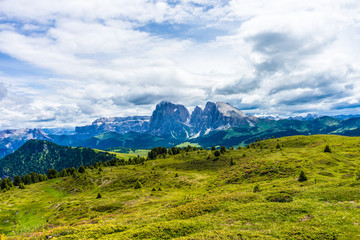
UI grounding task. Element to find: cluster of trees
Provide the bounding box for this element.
[0,152,151,193]
[148,145,204,160]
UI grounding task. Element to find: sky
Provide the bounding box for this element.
[0,0,360,129]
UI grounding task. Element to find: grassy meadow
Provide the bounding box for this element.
[1,135,360,239]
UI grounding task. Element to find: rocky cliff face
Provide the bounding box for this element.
[190,101,258,135]
[0,128,53,159]
[75,116,150,137]
[149,101,191,138]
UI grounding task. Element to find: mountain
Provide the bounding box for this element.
[0,139,116,178]
[1,101,360,158]
[75,116,150,137]
[0,128,53,159]
[190,101,258,135]
[149,101,191,138]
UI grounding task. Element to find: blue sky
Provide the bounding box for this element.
[0,0,360,129]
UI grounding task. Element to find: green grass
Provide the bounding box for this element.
[1,135,360,239]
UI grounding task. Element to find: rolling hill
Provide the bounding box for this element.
[1,135,360,239]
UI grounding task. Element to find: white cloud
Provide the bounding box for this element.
[0,0,360,129]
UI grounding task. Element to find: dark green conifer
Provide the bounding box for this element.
[96,193,102,199]
[298,171,308,182]
[214,150,221,157]
[134,180,143,189]
[324,145,331,153]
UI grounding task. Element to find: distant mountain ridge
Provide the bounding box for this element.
[1,101,360,158]
[0,128,52,159]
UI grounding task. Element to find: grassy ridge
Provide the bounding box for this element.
[1,135,360,239]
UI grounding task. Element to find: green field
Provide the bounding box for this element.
[1,135,360,239]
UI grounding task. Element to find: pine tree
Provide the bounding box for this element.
[356,171,360,181]
[230,158,236,166]
[220,146,226,154]
[19,182,25,189]
[298,171,308,182]
[324,145,331,153]
[134,180,143,189]
[96,193,102,199]
[214,150,221,157]
[253,184,260,192]
[78,166,86,173]
[13,175,22,186]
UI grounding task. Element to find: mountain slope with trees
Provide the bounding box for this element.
[0,140,116,178]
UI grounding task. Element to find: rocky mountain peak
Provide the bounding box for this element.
[150,101,190,138]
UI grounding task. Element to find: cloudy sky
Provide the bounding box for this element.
[0,0,360,129]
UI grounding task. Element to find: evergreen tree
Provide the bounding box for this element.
[356,171,360,181]
[253,184,261,192]
[214,150,221,157]
[30,172,39,183]
[13,175,22,186]
[78,166,86,173]
[47,169,59,179]
[220,146,226,154]
[230,158,236,166]
[134,180,143,189]
[324,145,331,153]
[211,146,216,151]
[60,169,68,177]
[19,182,26,189]
[96,193,102,199]
[276,143,281,149]
[24,174,32,185]
[298,171,308,182]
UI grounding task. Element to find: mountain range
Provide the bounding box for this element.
[1,101,360,158]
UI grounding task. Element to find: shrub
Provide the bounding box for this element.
[324,145,331,153]
[78,166,86,173]
[96,193,102,199]
[298,171,308,182]
[220,146,226,154]
[214,150,221,157]
[356,171,360,181]
[266,193,293,202]
[276,143,281,149]
[253,184,260,192]
[230,158,236,166]
[134,180,143,189]
[19,182,26,189]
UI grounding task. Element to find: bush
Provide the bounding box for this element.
[19,182,26,189]
[266,193,293,202]
[356,171,360,181]
[324,145,331,153]
[96,193,102,199]
[230,158,236,166]
[78,166,86,173]
[214,150,221,157]
[134,180,143,189]
[253,184,260,192]
[298,171,308,182]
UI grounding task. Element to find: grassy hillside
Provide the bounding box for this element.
[1,135,360,239]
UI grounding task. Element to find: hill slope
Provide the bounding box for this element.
[1,135,360,239]
[0,140,117,178]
